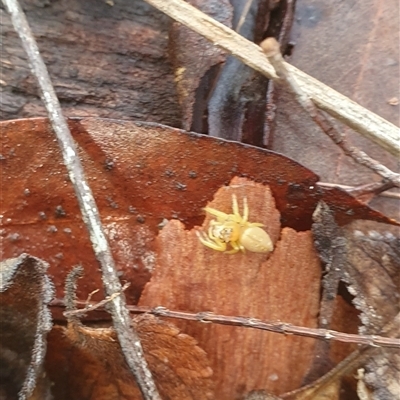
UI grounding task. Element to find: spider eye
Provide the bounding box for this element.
[212,226,233,242]
[221,228,233,242]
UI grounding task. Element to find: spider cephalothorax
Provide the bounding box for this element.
[197,194,273,254]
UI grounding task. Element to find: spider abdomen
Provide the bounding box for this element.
[240,227,273,253]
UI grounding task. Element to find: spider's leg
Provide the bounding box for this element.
[242,197,249,223]
[204,206,229,222]
[225,240,241,254]
[231,194,242,220]
[248,222,264,227]
[202,240,227,252]
[196,231,227,251]
[208,223,217,240]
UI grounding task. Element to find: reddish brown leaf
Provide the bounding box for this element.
[1,118,396,315]
[46,314,214,399]
[139,178,322,398]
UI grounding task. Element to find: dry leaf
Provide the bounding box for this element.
[0,254,54,400]
[342,228,400,399]
[310,203,400,399]
[1,118,395,316]
[46,314,214,399]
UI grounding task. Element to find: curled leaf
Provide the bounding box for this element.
[0,254,54,399]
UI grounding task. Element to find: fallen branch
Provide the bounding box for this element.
[2,1,160,398]
[143,0,400,156]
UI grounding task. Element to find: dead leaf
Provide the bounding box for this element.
[341,229,399,333]
[342,228,400,399]
[1,118,396,315]
[0,254,54,400]
[46,314,214,399]
[139,178,322,398]
[309,203,400,399]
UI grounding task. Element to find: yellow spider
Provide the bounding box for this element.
[197,194,273,254]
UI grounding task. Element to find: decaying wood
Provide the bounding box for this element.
[139,177,322,398]
[0,0,181,126]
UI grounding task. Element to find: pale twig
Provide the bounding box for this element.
[1,1,160,398]
[143,0,400,156]
[49,300,400,349]
[85,288,100,308]
[261,38,400,189]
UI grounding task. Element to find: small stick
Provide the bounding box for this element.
[150,307,400,348]
[85,289,100,308]
[2,1,160,398]
[49,300,400,349]
[64,283,130,318]
[317,181,399,200]
[261,38,400,188]
[281,313,400,399]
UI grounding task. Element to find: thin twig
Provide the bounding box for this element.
[261,38,400,188]
[317,181,399,200]
[49,300,400,349]
[64,283,131,318]
[235,0,254,33]
[1,1,161,398]
[149,307,400,349]
[143,0,400,156]
[281,313,400,399]
[85,288,100,308]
